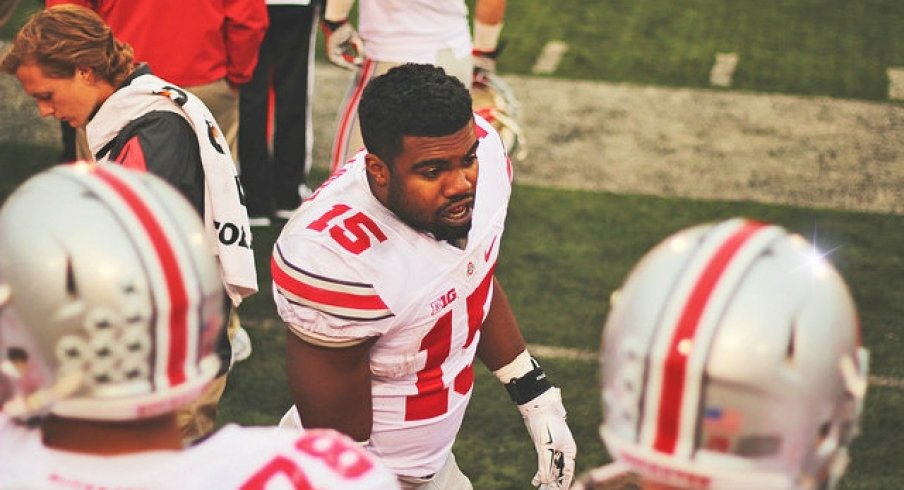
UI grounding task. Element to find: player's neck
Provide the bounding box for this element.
[41,413,184,455]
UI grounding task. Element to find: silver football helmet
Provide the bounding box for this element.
[0,163,225,421]
[471,70,527,161]
[599,218,869,490]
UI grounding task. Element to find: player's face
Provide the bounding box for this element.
[16,63,102,128]
[385,120,480,242]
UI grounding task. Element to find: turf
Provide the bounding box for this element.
[2,141,902,487]
[3,0,904,486]
[8,1,904,100]
[494,0,904,100]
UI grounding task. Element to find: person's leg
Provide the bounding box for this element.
[188,79,239,164]
[328,59,398,173]
[396,453,473,490]
[74,126,92,161]
[271,3,319,215]
[176,306,240,444]
[58,122,76,162]
[238,25,276,222]
[435,47,473,90]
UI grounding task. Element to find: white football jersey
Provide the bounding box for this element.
[273,116,512,478]
[0,414,399,489]
[359,0,472,64]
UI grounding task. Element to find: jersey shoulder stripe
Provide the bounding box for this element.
[272,243,393,321]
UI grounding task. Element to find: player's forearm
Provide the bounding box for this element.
[324,0,355,22]
[473,0,505,68]
[475,0,506,25]
[476,278,527,371]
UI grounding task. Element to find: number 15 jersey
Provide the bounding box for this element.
[272,116,512,478]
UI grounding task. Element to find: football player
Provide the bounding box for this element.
[0,163,398,489]
[574,218,869,490]
[273,63,576,489]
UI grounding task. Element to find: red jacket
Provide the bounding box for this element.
[46,0,268,87]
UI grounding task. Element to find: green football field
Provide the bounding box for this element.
[3,0,904,488]
[2,141,902,489]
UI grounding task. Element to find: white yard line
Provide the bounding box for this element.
[241,322,902,390]
[709,52,739,87]
[528,343,903,390]
[531,41,570,75]
[887,67,904,100]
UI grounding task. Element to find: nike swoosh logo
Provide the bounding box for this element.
[484,235,498,262]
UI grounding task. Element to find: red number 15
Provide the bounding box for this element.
[307,204,388,255]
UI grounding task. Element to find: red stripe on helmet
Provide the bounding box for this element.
[94,167,189,386]
[653,221,767,454]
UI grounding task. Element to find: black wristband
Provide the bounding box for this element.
[321,18,347,31]
[472,48,499,59]
[504,363,552,405]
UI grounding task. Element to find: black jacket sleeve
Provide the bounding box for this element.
[107,111,206,216]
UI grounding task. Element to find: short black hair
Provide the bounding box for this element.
[358,63,473,164]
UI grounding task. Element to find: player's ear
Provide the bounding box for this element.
[75,67,94,83]
[364,153,389,187]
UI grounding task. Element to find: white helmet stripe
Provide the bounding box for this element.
[91,166,194,388]
[643,219,783,456]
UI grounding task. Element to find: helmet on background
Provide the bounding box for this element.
[0,163,225,421]
[599,218,869,490]
[471,70,527,161]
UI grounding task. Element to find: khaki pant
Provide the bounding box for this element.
[176,307,240,444]
[187,77,239,163]
[397,453,472,490]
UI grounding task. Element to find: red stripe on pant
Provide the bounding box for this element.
[330,58,376,173]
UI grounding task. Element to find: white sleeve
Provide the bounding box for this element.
[272,237,395,344]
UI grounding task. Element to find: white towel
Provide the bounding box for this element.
[87,73,258,305]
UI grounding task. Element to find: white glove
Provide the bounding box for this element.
[321,19,365,70]
[518,387,577,489]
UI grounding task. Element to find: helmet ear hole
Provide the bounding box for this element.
[65,257,78,298]
[785,321,796,362]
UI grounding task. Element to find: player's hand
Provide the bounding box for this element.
[472,49,498,77]
[518,387,577,489]
[321,18,364,70]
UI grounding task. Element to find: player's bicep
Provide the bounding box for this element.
[272,241,394,340]
[285,330,377,442]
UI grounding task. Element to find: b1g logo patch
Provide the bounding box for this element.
[430,288,457,316]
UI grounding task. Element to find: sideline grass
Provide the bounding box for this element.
[6,1,904,101]
[3,142,900,488]
[496,0,904,100]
